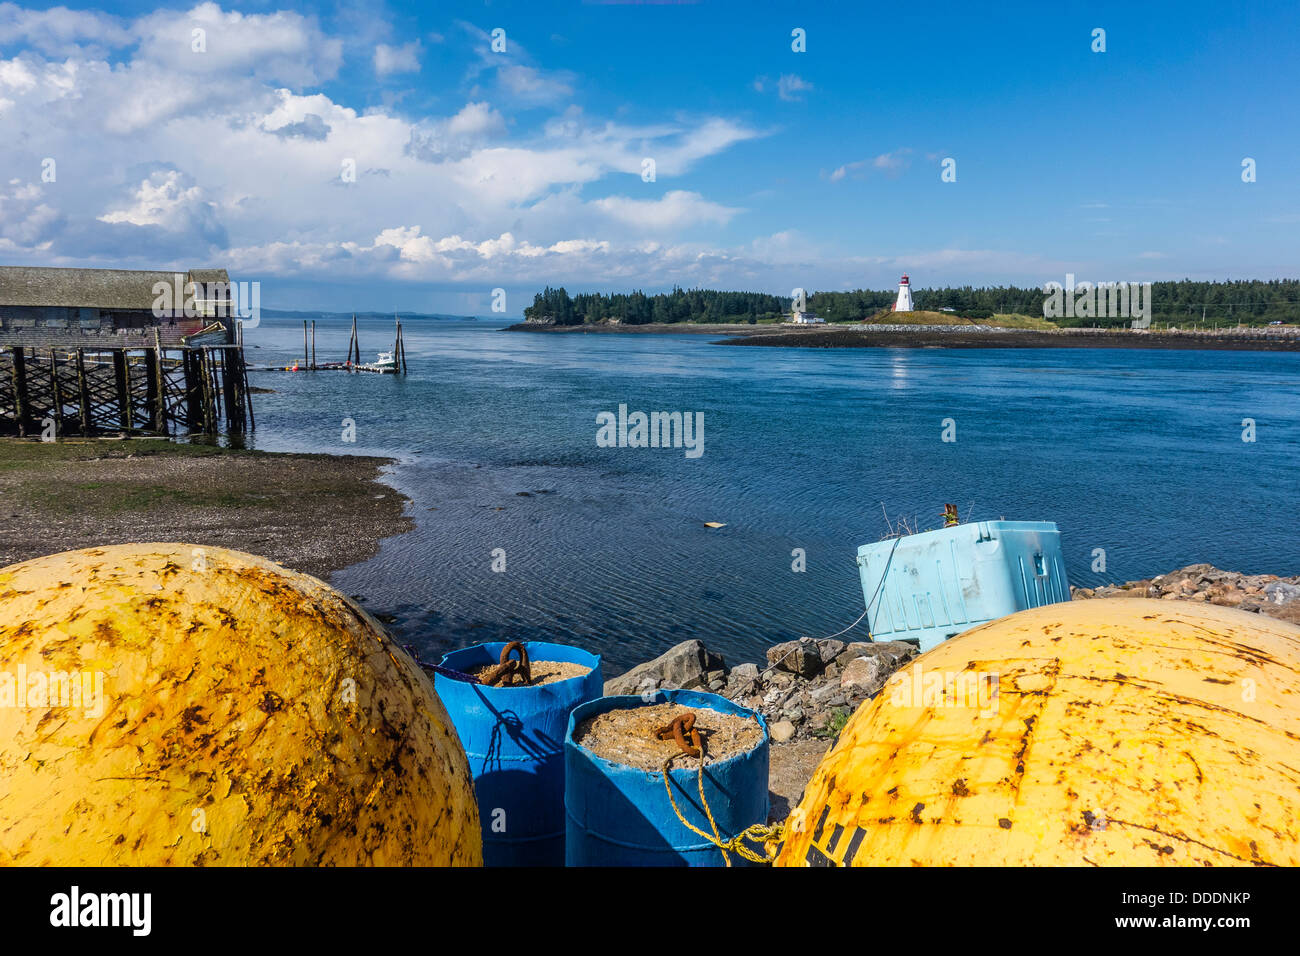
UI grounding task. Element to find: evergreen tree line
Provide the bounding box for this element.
[524,279,1300,327]
[524,286,788,325]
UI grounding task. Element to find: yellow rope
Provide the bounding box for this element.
[660,752,787,866]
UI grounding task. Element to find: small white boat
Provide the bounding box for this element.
[181,321,229,346]
[355,350,398,374]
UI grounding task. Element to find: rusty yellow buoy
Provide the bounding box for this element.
[777,598,1300,867]
[0,544,481,866]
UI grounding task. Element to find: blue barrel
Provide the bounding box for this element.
[435,641,602,867]
[565,689,769,867]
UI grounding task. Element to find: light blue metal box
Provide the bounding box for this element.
[857,520,1070,652]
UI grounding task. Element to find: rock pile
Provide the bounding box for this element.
[1072,564,1300,626]
[603,636,918,744]
[603,565,1300,749]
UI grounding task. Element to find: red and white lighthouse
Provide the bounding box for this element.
[893,274,914,313]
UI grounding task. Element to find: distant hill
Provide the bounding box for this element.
[260,308,478,321]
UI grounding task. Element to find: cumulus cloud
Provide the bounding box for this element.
[0,178,62,247]
[0,3,769,287]
[265,112,329,140]
[405,101,505,161]
[0,2,132,56]
[374,40,420,76]
[97,167,227,246]
[133,3,341,87]
[590,191,740,230]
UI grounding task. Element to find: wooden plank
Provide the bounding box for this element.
[184,349,202,431]
[112,349,131,432]
[75,350,91,434]
[152,329,167,434]
[47,348,62,438]
[240,347,256,431]
[12,346,29,437]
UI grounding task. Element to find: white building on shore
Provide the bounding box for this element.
[790,308,825,324]
[893,274,914,312]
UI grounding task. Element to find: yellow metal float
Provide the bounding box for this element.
[0,543,481,866]
[777,598,1300,866]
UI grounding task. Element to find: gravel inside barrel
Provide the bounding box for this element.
[574,702,763,771]
[471,660,592,686]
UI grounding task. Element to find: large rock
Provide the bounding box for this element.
[1265,581,1300,605]
[767,637,842,678]
[836,641,918,700]
[730,662,760,683]
[604,639,725,696]
[840,656,886,696]
[834,640,917,671]
[770,720,797,744]
[767,639,820,677]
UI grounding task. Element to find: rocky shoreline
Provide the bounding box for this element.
[506,321,1300,351]
[720,327,1300,351]
[602,563,1300,820]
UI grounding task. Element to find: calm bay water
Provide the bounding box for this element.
[242,316,1300,673]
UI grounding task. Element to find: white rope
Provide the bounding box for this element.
[802,603,872,642]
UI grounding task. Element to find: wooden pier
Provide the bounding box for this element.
[0,343,254,438]
[262,315,409,374]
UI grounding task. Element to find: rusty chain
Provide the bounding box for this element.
[656,711,703,759]
[481,641,532,687]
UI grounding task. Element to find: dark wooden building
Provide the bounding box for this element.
[0,266,251,437]
[0,266,235,348]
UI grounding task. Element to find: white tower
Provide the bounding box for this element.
[893,274,914,312]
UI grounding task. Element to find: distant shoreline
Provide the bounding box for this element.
[505,322,1300,351]
[718,328,1300,351]
[505,321,763,335]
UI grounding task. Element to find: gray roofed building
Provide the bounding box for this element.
[0,266,233,347]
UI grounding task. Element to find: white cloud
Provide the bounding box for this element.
[754,73,813,102]
[829,148,913,182]
[406,101,505,160]
[0,2,132,56]
[590,191,739,230]
[873,148,912,173]
[134,3,341,86]
[499,64,572,101]
[0,4,767,289]
[374,40,421,77]
[777,74,812,102]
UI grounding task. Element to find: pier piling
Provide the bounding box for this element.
[0,344,254,438]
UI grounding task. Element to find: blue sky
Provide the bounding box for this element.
[0,0,1296,314]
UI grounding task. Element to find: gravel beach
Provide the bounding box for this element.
[0,438,412,581]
